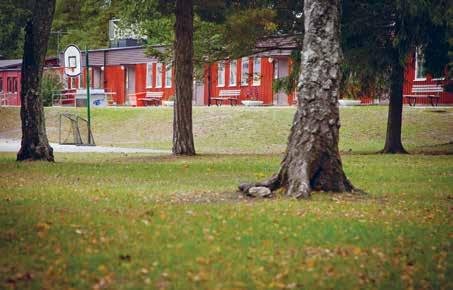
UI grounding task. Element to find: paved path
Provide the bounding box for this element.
[0,139,170,154]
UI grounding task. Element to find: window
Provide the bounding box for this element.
[229,60,237,86]
[253,57,261,86]
[13,78,17,93]
[0,78,3,92]
[217,61,225,87]
[241,57,249,86]
[7,77,13,93]
[165,64,172,88]
[63,74,68,89]
[70,77,77,89]
[273,60,279,79]
[415,47,426,80]
[146,63,153,88]
[156,63,163,88]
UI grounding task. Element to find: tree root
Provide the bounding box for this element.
[239,172,363,199]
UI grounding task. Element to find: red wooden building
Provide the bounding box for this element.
[0,58,59,106]
[51,44,296,107]
[403,48,453,105]
[0,59,23,106]
[2,44,451,107]
[60,46,175,106]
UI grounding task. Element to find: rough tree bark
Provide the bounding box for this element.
[381,54,408,154]
[17,0,56,162]
[239,0,355,198]
[172,0,196,155]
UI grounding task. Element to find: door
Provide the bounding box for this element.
[273,59,289,106]
[93,67,103,89]
[125,66,135,105]
[193,80,204,105]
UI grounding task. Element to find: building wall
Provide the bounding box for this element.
[204,56,294,106]
[403,52,453,105]
[0,70,21,106]
[104,65,126,105]
[132,63,175,106]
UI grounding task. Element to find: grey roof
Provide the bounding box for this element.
[0,59,22,69]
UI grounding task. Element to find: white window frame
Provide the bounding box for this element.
[146,62,153,88]
[414,48,426,81]
[63,74,68,89]
[217,61,225,87]
[273,59,279,79]
[241,57,249,86]
[252,57,261,86]
[70,76,78,89]
[229,60,237,86]
[165,64,172,88]
[155,63,163,88]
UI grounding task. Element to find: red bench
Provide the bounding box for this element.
[211,89,240,106]
[404,84,442,106]
[134,91,163,106]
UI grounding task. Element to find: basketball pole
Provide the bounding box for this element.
[85,47,92,145]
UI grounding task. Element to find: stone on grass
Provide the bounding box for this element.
[247,186,272,198]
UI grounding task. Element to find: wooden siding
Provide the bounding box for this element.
[105,47,156,65]
[0,70,21,105]
[204,56,292,105]
[104,66,126,105]
[403,52,453,105]
[131,63,175,106]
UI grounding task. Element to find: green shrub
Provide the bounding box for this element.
[40,70,63,106]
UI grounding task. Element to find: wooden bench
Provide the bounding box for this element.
[404,84,442,107]
[136,91,164,106]
[211,89,240,106]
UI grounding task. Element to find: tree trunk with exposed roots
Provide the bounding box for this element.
[172,0,196,155]
[239,0,355,198]
[17,0,56,162]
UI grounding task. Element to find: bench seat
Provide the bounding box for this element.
[211,89,241,106]
[403,84,443,106]
[136,91,164,106]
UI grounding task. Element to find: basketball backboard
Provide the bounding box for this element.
[63,45,82,77]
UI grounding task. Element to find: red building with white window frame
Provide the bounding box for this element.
[3,44,451,107]
[53,44,295,107]
[403,49,453,105]
[0,58,59,106]
[204,53,295,106]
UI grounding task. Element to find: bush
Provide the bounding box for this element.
[40,71,63,106]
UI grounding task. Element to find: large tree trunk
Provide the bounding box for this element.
[172,0,196,155]
[381,55,408,154]
[17,0,56,162]
[239,0,354,198]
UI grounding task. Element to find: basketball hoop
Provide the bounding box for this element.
[64,45,82,77]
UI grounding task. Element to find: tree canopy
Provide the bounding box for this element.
[0,0,30,59]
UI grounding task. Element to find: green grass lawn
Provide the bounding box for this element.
[1,106,452,153]
[0,106,452,289]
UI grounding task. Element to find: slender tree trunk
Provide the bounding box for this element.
[239,0,355,198]
[172,0,196,155]
[17,0,56,162]
[381,55,408,154]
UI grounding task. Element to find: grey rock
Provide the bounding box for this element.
[248,186,272,198]
[238,183,253,193]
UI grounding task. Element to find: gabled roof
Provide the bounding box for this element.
[0,59,22,69]
[0,57,60,71]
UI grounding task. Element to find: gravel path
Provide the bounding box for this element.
[0,139,170,154]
